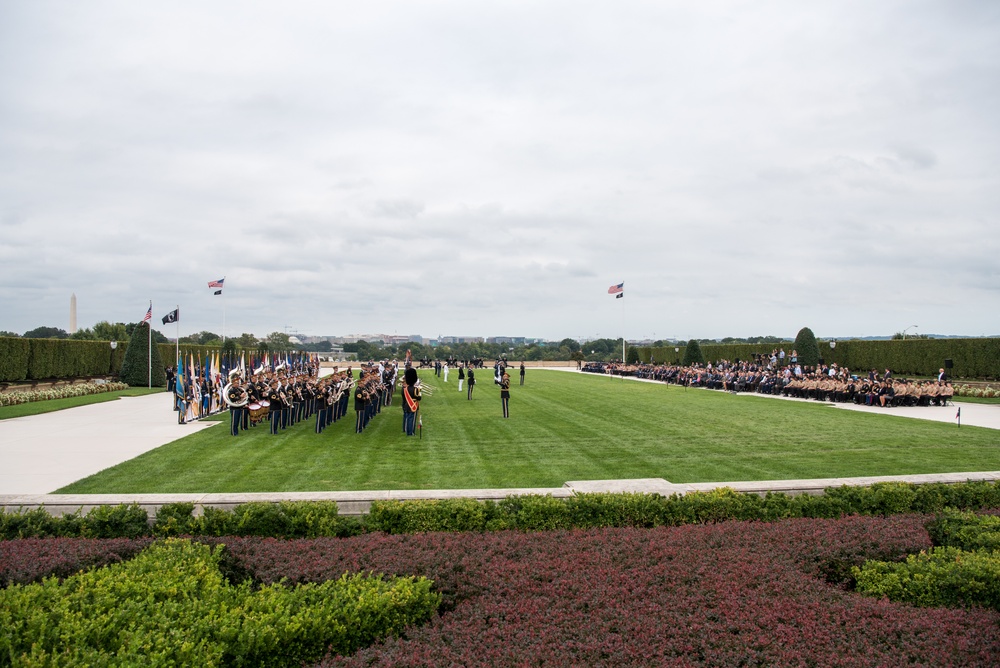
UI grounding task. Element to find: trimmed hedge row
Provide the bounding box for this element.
[0,337,300,383]
[636,337,1000,379]
[0,538,440,667]
[0,337,128,383]
[4,481,1000,541]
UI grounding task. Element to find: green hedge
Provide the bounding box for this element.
[0,539,440,667]
[0,337,301,383]
[3,482,999,541]
[636,337,1000,379]
[854,546,1000,610]
[926,509,1000,552]
[0,337,128,383]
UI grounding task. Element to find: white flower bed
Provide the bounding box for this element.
[0,382,130,407]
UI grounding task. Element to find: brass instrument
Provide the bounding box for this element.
[222,382,249,408]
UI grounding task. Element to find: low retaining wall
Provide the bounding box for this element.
[3,472,998,518]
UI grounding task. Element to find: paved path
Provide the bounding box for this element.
[0,393,215,495]
[1,370,998,500]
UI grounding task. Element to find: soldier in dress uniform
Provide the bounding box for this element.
[467,367,475,400]
[500,371,511,418]
[267,380,283,435]
[226,372,248,436]
[402,367,421,435]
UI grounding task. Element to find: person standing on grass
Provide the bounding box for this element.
[402,367,421,436]
[458,364,465,392]
[467,367,476,400]
[520,361,525,386]
[500,371,511,418]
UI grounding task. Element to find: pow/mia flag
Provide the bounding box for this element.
[162,309,179,325]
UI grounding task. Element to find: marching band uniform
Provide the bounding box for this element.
[355,381,367,433]
[267,383,282,435]
[227,379,247,436]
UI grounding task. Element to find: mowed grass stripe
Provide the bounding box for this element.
[57,370,1000,494]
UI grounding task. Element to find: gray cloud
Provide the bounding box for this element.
[1,1,998,340]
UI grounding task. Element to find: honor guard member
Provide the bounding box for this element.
[467,367,475,400]
[519,361,525,386]
[458,364,465,392]
[402,367,421,435]
[225,371,248,436]
[500,371,511,418]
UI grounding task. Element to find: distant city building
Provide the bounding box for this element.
[487,336,526,345]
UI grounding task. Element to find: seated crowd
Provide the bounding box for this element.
[582,360,954,407]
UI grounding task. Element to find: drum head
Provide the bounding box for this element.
[248,403,261,410]
[260,400,270,407]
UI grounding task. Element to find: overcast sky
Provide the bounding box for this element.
[1,1,997,342]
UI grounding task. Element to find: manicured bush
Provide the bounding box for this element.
[120,321,166,387]
[926,509,1000,551]
[206,516,996,667]
[0,336,31,382]
[81,503,150,539]
[854,546,1000,611]
[0,539,440,667]
[681,339,705,366]
[0,537,154,587]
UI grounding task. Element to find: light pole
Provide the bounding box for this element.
[902,325,918,340]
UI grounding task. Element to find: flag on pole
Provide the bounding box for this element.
[607,282,624,295]
[616,292,624,299]
[142,302,152,322]
[162,309,179,325]
[956,406,961,427]
[208,278,225,288]
[214,290,222,296]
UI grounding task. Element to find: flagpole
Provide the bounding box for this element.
[222,276,227,345]
[148,301,152,388]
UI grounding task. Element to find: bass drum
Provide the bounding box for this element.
[249,401,267,425]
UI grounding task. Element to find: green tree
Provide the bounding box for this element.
[682,339,705,366]
[93,321,129,341]
[222,338,238,357]
[626,346,640,364]
[23,326,68,339]
[235,332,259,348]
[559,338,581,353]
[266,331,291,350]
[793,327,820,367]
[0,330,21,337]
[120,322,166,387]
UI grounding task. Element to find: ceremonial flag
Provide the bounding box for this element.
[214,289,222,296]
[956,406,961,428]
[616,292,624,299]
[142,302,152,322]
[162,309,179,325]
[208,278,225,288]
[607,282,624,295]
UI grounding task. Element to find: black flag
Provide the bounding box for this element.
[161,309,179,325]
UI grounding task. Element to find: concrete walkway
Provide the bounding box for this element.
[0,392,215,495]
[1,371,998,513]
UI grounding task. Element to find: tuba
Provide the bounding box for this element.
[223,383,249,408]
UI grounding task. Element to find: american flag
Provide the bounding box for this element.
[142,303,152,322]
[607,282,624,295]
[208,278,225,288]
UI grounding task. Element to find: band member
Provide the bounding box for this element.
[355,375,368,433]
[500,371,511,418]
[226,373,248,436]
[467,367,475,400]
[267,380,283,435]
[402,367,421,435]
[519,361,525,386]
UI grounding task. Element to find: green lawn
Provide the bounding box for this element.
[0,387,164,420]
[57,370,1000,494]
